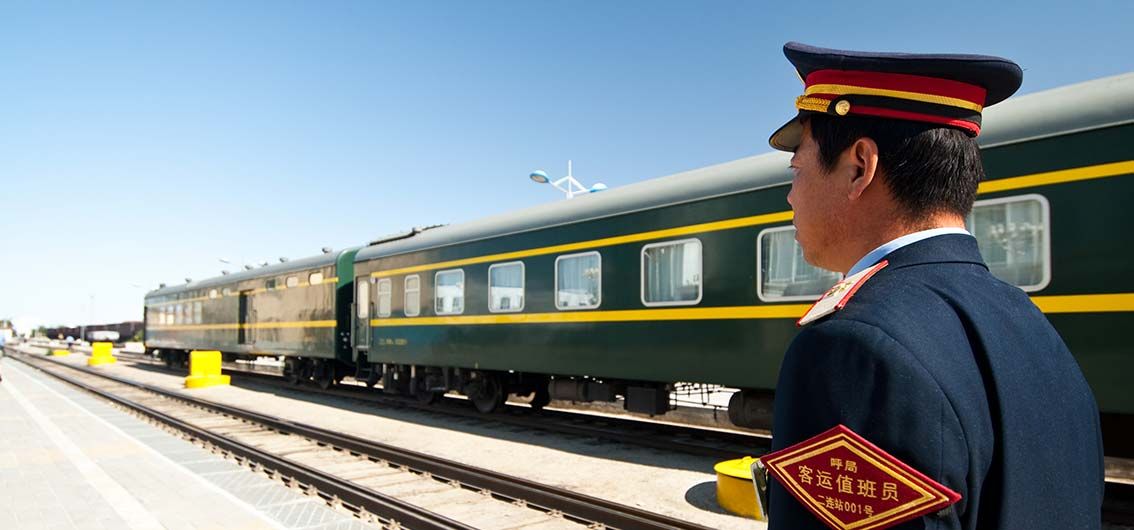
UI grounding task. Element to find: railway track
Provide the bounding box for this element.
[105,348,770,461]
[11,351,716,530]
[21,346,1134,526]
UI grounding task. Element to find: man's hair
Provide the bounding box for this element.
[805,114,985,218]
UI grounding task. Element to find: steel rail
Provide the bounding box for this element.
[94,345,767,461]
[11,353,475,530]
[18,351,717,530]
[115,349,770,461]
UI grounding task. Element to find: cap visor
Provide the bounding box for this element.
[769,117,803,152]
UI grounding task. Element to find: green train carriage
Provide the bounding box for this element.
[144,73,1134,452]
[347,73,1134,438]
[144,249,359,387]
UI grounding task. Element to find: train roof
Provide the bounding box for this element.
[979,72,1134,147]
[145,251,346,299]
[356,73,1134,264]
[145,73,1134,289]
[354,150,794,263]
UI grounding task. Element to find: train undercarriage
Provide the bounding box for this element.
[146,348,701,420]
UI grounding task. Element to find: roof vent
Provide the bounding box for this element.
[184,278,192,284]
[244,265,255,270]
[221,270,230,275]
[159,283,167,288]
[321,247,333,254]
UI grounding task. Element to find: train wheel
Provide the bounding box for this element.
[414,377,442,405]
[468,376,505,414]
[284,358,303,385]
[527,386,551,411]
[313,360,334,390]
[364,366,380,388]
[416,389,441,405]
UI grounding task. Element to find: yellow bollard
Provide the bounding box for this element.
[184,350,231,389]
[51,349,70,357]
[88,342,117,366]
[714,456,767,520]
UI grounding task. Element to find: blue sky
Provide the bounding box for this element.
[2,1,1133,330]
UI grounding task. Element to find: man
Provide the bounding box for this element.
[764,43,1104,529]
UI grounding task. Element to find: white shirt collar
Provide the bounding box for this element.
[845,227,972,277]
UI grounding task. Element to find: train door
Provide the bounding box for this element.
[238,290,254,345]
[353,278,371,354]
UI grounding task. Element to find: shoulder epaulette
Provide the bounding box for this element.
[797,261,888,327]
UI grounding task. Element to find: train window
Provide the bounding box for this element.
[434,269,465,315]
[175,304,184,325]
[222,287,232,296]
[757,226,841,302]
[194,302,203,324]
[209,289,218,299]
[376,279,392,318]
[966,194,1050,291]
[405,275,421,317]
[286,276,299,288]
[489,262,525,313]
[357,280,370,319]
[266,278,277,290]
[309,272,324,285]
[642,239,703,306]
[556,252,601,310]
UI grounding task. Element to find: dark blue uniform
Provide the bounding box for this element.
[769,234,1104,529]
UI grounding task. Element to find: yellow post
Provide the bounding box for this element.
[714,456,768,520]
[88,342,117,366]
[184,350,230,389]
[51,349,70,357]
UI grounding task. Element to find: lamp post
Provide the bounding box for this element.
[529,160,606,199]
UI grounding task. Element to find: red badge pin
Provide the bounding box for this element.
[762,425,960,530]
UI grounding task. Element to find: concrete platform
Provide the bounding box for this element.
[0,358,378,530]
[22,349,764,530]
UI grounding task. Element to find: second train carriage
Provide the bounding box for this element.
[144,73,1134,450]
[144,249,359,387]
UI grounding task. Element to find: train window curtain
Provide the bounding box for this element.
[556,253,601,309]
[758,226,840,301]
[435,270,466,315]
[966,195,1049,291]
[642,239,703,305]
[489,262,525,313]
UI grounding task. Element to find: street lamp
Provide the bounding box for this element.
[529,160,606,199]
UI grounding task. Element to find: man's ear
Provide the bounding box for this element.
[847,137,880,201]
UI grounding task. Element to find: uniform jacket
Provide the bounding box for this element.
[769,234,1104,529]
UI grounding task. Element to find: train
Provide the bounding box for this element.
[144,73,1134,451]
